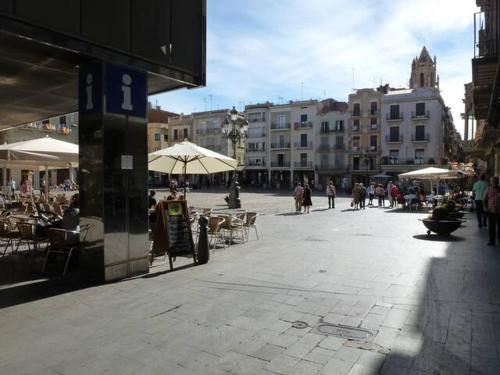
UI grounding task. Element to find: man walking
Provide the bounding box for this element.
[483,176,500,245]
[293,182,304,213]
[472,174,488,228]
[326,181,336,209]
[387,180,393,208]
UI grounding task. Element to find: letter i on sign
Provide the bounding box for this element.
[121,74,134,111]
[85,73,93,110]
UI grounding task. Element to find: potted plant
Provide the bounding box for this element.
[420,203,464,235]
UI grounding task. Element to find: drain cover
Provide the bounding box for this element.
[291,321,309,329]
[312,323,376,341]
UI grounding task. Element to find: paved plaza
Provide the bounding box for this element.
[1,190,500,374]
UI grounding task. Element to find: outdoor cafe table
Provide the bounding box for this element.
[210,208,246,244]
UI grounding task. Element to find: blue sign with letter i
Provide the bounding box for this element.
[105,64,147,118]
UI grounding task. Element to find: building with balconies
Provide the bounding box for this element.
[347,88,382,185]
[167,114,193,147]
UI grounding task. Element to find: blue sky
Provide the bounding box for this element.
[152,0,478,137]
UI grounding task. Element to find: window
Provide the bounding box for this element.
[370,117,377,130]
[416,103,426,116]
[277,115,287,127]
[353,103,360,116]
[154,133,161,141]
[164,134,168,142]
[353,157,360,170]
[321,121,329,133]
[390,105,400,120]
[415,149,425,164]
[370,135,377,151]
[420,73,425,87]
[300,153,307,162]
[335,120,344,131]
[174,129,179,140]
[415,125,425,140]
[300,134,308,147]
[335,136,343,147]
[370,102,377,115]
[300,114,308,123]
[352,136,360,151]
[353,119,360,131]
[320,136,328,146]
[389,150,399,164]
[389,127,399,142]
[335,155,343,168]
[320,154,328,167]
[278,153,284,166]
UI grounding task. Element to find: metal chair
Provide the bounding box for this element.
[244,212,259,240]
[222,212,247,244]
[208,216,226,251]
[42,224,91,276]
[15,220,47,253]
[0,217,21,256]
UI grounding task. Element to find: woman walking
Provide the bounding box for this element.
[375,184,385,207]
[367,182,375,206]
[352,183,361,210]
[326,181,336,209]
[303,183,312,213]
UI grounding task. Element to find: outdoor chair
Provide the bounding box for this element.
[208,216,226,251]
[0,217,21,256]
[42,224,91,276]
[222,212,246,244]
[244,212,259,240]
[15,220,47,253]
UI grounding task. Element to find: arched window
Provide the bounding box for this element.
[420,73,425,87]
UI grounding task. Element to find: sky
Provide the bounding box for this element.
[152,0,478,137]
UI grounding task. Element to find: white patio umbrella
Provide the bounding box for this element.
[148,141,238,195]
[0,135,78,199]
[399,167,464,194]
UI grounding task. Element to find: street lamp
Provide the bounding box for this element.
[222,106,248,208]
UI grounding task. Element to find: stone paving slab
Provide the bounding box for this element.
[1,192,500,374]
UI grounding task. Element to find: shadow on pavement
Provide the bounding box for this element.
[141,262,198,279]
[275,212,303,216]
[384,208,432,214]
[381,216,500,374]
[412,234,466,242]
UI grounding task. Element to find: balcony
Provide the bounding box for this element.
[351,126,360,132]
[334,144,344,150]
[294,141,313,149]
[317,163,344,171]
[248,117,265,123]
[331,126,345,133]
[270,142,290,149]
[247,132,267,138]
[351,146,361,153]
[318,144,331,152]
[386,113,403,121]
[352,110,361,117]
[386,135,404,143]
[294,161,313,169]
[472,10,498,120]
[270,161,290,168]
[246,160,266,167]
[369,123,378,131]
[247,147,266,152]
[366,146,378,153]
[271,123,290,130]
[411,134,430,142]
[294,121,313,130]
[369,110,379,116]
[411,111,430,120]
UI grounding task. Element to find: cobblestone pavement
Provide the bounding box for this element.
[1,190,500,374]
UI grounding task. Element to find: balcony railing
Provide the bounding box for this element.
[411,134,430,142]
[352,126,360,132]
[294,161,313,169]
[475,11,498,59]
[248,117,266,123]
[294,121,313,129]
[369,110,379,116]
[270,161,290,168]
[352,110,361,117]
[334,144,344,150]
[318,144,331,152]
[246,160,266,167]
[380,157,435,165]
[331,126,345,132]
[366,146,378,152]
[386,113,403,121]
[271,123,290,130]
[411,111,430,119]
[369,123,378,131]
[317,164,344,171]
[247,147,266,152]
[270,142,290,149]
[294,141,313,148]
[386,135,404,143]
[247,132,267,138]
[351,146,360,152]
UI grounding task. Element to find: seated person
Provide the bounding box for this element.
[418,190,426,206]
[166,189,178,201]
[62,194,79,231]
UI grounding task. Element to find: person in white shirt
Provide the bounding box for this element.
[325,181,336,209]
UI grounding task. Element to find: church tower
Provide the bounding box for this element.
[409,46,439,89]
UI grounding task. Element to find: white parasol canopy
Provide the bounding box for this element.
[148,141,237,175]
[0,135,79,198]
[398,167,463,180]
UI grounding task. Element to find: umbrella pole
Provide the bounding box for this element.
[45,165,49,202]
[183,159,187,198]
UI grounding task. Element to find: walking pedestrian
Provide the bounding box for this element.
[352,183,361,210]
[293,182,304,213]
[359,183,367,209]
[8,177,16,199]
[367,182,375,206]
[326,181,336,209]
[303,183,312,213]
[391,184,400,208]
[472,174,488,228]
[375,184,385,207]
[387,180,393,208]
[483,176,500,245]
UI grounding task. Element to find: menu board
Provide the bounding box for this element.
[159,200,196,269]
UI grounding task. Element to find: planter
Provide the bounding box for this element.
[419,218,463,236]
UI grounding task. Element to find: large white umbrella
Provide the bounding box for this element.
[148,141,238,195]
[0,135,78,199]
[398,167,463,179]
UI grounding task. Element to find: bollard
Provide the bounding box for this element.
[196,216,209,264]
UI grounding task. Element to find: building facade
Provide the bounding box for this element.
[244,103,270,187]
[167,114,193,146]
[347,89,382,185]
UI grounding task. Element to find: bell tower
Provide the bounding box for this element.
[409,46,438,89]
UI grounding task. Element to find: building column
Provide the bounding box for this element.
[79,61,149,282]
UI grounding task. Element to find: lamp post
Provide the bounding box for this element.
[222,106,248,208]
